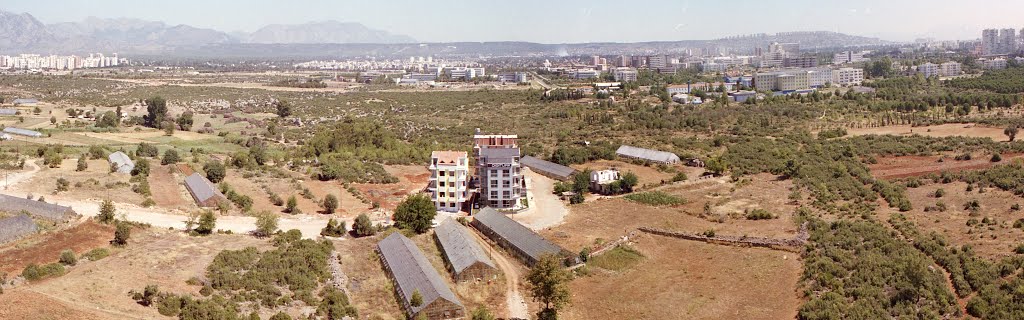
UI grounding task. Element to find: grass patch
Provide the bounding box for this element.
[623,191,686,206]
[588,245,644,271]
[81,247,111,261]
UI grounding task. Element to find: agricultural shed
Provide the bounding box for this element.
[521,156,576,181]
[184,173,227,207]
[3,127,42,138]
[615,145,681,164]
[0,193,77,222]
[471,207,572,267]
[0,214,38,244]
[12,98,38,106]
[0,108,18,116]
[377,232,464,320]
[108,151,135,174]
[434,218,497,281]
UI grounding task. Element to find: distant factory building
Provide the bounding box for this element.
[377,233,465,320]
[184,173,228,207]
[615,145,681,164]
[108,151,135,174]
[434,218,497,282]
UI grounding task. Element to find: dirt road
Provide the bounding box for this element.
[469,228,529,319]
[870,154,1024,179]
[4,160,335,239]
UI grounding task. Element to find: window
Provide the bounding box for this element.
[503,169,510,176]
[439,181,446,187]
[439,170,446,177]
[448,192,455,198]
[490,191,498,198]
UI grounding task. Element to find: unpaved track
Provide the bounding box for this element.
[469,227,529,319]
[516,169,569,231]
[3,160,335,239]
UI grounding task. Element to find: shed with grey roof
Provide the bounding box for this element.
[521,156,577,181]
[0,108,18,116]
[0,215,38,244]
[471,207,573,267]
[108,151,135,174]
[377,232,464,320]
[616,145,681,164]
[12,98,38,106]
[184,173,227,207]
[3,127,42,138]
[0,194,77,222]
[434,218,497,282]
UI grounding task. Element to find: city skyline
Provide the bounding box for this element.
[3,0,1024,43]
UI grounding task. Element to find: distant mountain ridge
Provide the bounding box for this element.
[0,10,416,53]
[0,9,890,58]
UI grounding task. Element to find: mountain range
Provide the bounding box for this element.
[0,9,891,58]
[0,10,417,54]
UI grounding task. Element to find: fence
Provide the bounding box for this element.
[638,222,809,253]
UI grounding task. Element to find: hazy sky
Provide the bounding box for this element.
[3,0,1023,43]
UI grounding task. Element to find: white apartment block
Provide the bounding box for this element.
[429,151,469,212]
[940,62,961,77]
[918,63,940,78]
[612,67,638,82]
[831,67,864,86]
[980,58,1008,70]
[833,51,869,65]
[753,67,832,91]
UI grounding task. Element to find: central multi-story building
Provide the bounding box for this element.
[473,132,524,209]
[429,151,469,213]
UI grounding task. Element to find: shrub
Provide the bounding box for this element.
[934,188,945,198]
[322,194,339,214]
[352,213,375,237]
[320,218,346,237]
[113,222,131,246]
[161,149,180,165]
[623,191,686,206]
[136,143,159,158]
[195,210,216,235]
[254,211,278,238]
[286,195,299,213]
[81,248,110,261]
[203,160,226,183]
[59,249,77,266]
[745,209,776,220]
[991,153,1002,162]
[76,156,87,171]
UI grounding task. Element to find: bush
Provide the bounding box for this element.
[623,191,686,206]
[22,262,65,281]
[322,194,339,214]
[59,249,77,266]
[254,211,278,238]
[203,160,226,183]
[195,210,216,235]
[744,209,775,220]
[81,248,110,261]
[991,153,1002,162]
[76,156,87,171]
[286,195,299,213]
[113,222,131,246]
[393,194,435,234]
[136,143,159,158]
[55,177,70,192]
[934,188,945,198]
[161,149,180,165]
[320,218,346,237]
[352,213,375,237]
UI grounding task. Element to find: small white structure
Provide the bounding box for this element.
[3,127,42,138]
[616,145,681,164]
[108,151,135,174]
[590,169,620,186]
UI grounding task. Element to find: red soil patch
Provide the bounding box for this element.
[0,220,114,275]
[353,165,429,210]
[870,153,1024,179]
[175,163,195,176]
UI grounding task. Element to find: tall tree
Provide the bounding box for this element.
[97,199,116,224]
[275,100,292,118]
[144,97,168,128]
[112,222,131,246]
[1005,125,1018,142]
[322,194,339,214]
[177,111,194,131]
[393,194,436,234]
[527,254,572,320]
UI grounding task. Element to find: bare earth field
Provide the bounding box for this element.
[149,164,190,210]
[564,233,802,320]
[544,174,801,251]
[846,123,1008,141]
[869,154,1024,179]
[352,165,429,211]
[0,219,114,275]
[333,234,405,320]
[884,181,1024,260]
[0,290,110,320]
[15,158,144,205]
[2,229,271,320]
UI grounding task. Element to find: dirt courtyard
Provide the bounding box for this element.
[564,233,802,320]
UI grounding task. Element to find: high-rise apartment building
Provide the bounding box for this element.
[429,151,469,213]
[472,132,524,209]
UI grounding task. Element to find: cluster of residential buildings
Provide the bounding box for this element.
[751,66,864,92]
[0,53,125,70]
[428,131,526,212]
[917,61,963,77]
[981,28,1020,55]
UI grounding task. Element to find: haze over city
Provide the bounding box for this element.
[4,0,1024,42]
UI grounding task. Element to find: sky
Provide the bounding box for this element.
[3,0,1023,43]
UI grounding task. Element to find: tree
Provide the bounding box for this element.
[177,111,194,131]
[203,160,226,183]
[97,199,116,224]
[59,249,77,266]
[76,156,88,171]
[322,194,339,214]
[572,169,591,194]
[352,213,375,237]
[136,143,159,157]
[321,218,347,237]
[393,194,435,234]
[254,211,278,237]
[269,312,292,320]
[620,172,639,192]
[275,100,292,118]
[410,289,423,307]
[161,149,180,165]
[471,306,496,320]
[162,121,175,136]
[112,222,131,246]
[286,195,299,213]
[50,116,56,125]
[195,210,216,235]
[144,97,167,128]
[96,111,118,128]
[55,178,70,193]
[131,158,150,176]
[527,254,572,320]
[1005,125,1018,142]
[88,145,106,159]
[706,156,728,175]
